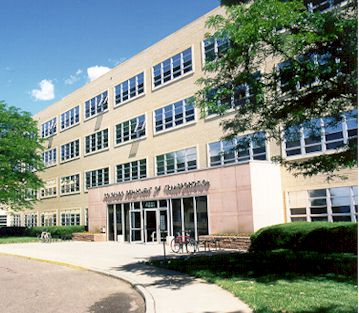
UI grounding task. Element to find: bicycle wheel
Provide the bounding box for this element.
[170,238,181,253]
[186,238,198,253]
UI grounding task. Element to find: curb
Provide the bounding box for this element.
[0,252,155,313]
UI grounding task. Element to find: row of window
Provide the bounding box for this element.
[13,210,82,227]
[288,186,358,222]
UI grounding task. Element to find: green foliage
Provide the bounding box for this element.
[25,226,86,239]
[0,101,44,210]
[250,222,357,253]
[196,0,357,178]
[0,226,27,237]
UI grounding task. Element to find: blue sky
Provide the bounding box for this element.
[0,0,219,115]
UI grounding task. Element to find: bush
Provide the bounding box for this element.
[0,227,28,237]
[250,222,357,253]
[25,225,86,240]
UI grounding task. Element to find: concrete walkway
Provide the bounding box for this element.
[0,241,252,313]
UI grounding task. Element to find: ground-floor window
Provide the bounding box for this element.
[61,211,80,226]
[12,214,21,227]
[25,214,37,227]
[288,186,358,222]
[107,196,208,243]
[0,215,7,227]
[41,212,57,226]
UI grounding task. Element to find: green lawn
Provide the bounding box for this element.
[151,251,357,313]
[0,236,40,244]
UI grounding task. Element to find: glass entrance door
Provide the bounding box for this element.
[130,202,143,243]
[144,210,157,243]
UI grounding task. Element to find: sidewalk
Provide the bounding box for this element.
[0,241,252,313]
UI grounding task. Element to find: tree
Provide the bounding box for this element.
[196,0,357,178]
[0,101,44,210]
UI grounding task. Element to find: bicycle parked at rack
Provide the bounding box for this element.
[170,230,198,253]
[39,231,52,243]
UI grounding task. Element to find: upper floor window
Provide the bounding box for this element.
[60,174,80,195]
[156,147,197,176]
[288,185,358,222]
[43,147,57,167]
[115,72,144,106]
[41,117,57,138]
[115,115,146,145]
[61,139,80,162]
[61,105,80,130]
[203,36,230,63]
[84,91,108,119]
[153,48,192,88]
[40,179,57,199]
[85,167,109,189]
[305,0,347,13]
[85,129,109,155]
[284,110,358,157]
[208,132,267,167]
[154,97,195,133]
[116,159,147,183]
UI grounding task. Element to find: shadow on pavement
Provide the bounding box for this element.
[88,292,144,313]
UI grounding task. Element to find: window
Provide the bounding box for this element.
[41,117,57,138]
[60,174,80,195]
[154,97,195,133]
[284,110,358,157]
[25,214,37,227]
[40,179,57,199]
[85,167,109,189]
[153,48,192,88]
[288,186,357,222]
[305,0,347,13]
[85,129,109,154]
[203,36,230,63]
[12,214,21,227]
[208,132,267,167]
[116,159,146,183]
[115,72,144,105]
[43,147,57,167]
[61,105,80,130]
[0,215,7,227]
[40,212,57,226]
[84,91,108,119]
[156,147,197,176]
[115,115,146,145]
[61,139,80,162]
[61,210,80,226]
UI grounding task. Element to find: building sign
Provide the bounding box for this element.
[103,180,210,202]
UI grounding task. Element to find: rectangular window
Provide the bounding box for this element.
[0,215,7,227]
[305,0,347,13]
[156,147,197,176]
[85,167,109,189]
[25,214,37,227]
[61,139,80,162]
[85,129,109,154]
[84,91,108,119]
[41,117,57,138]
[115,72,144,106]
[208,132,266,167]
[12,214,21,227]
[154,97,195,133]
[115,115,146,145]
[153,48,193,88]
[60,174,80,195]
[61,211,80,226]
[40,179,57,199]
[284,110,358,157]
[288,186,357,222]
[43,147,57,167]
[116,159,146,183]
[61,105,80,130]
[203,36,230,63]
[40,212,57,226]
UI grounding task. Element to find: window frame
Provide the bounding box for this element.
[114,114,147,147]
[43,147,57,168]
[115,158,148,184]
[201,35,230,65]
[114,72,146,107]
[84,90,109,121]
[41,117,57,138]
[60,173,81,196]
[84,166,110,192]
[84,128,110,156]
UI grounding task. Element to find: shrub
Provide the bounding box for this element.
[25,225,86,240]
[250,222,357,253]
[0,227,28,237]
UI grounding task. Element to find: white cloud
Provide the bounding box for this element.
[64,69,83,85]
[87,65,111,81]
[31,79,55,101]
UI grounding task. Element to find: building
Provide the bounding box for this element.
[8,4,357,243]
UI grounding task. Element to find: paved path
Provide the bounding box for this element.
[0,242,252,313]
[0,254,144,313]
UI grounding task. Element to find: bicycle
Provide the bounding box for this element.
[170,230,198,253]
[39,231,52,243]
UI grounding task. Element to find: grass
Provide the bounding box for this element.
[0,236,41,244]
[151,251,358,313]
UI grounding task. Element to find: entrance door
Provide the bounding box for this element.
[130,210,142,242]
[144,210,157,243]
